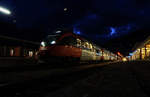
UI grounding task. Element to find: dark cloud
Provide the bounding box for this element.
[15,0,150,31]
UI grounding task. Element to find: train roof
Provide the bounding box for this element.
[47,31,115,54]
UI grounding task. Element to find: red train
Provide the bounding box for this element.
[38,32,118,64]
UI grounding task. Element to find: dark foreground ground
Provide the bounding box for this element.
[46,61,150,97]
[0,59,150,97]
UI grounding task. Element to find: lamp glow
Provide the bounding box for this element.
[56,30,62,33]
[122,58,127,62]
[51,41,56,44]
[0,6,11,15]
[64,8,67,11]
[41,41,45,47]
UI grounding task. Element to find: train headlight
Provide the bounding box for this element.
[41,41,46,47]
[51,41,56,44]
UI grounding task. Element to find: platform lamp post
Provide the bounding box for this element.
[0,6,11,57]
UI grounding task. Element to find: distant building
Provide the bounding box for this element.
[130,36,150,60]
[0,35,40,58]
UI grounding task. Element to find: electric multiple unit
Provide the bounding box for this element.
[38,32,118,64]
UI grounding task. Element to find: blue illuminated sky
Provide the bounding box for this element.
[14,0,150,32]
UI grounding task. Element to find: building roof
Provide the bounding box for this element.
[132,35,150,51]
[0,35,40,48]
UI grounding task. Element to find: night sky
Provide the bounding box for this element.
[1,0,150,55]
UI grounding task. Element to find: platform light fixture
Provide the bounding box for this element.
[56,30,62,34]
[51,41,56,44]
[0,6,11,15]
[41,41,46,47]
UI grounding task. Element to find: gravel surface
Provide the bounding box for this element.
[47,61,150,97]
[0,61,150,97]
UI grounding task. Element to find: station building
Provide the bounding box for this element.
[130,36,150,60]
[0,35,40,58]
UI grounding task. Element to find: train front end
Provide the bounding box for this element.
[38,34,60,63]
[38,33,82,64]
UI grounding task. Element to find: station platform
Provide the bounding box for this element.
[0,57,37,68]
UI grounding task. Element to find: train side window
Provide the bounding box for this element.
[59,36,76,46]
[96,49,100,55]
[81,41,92,50]
[93,48,96,52]
[89,44,93,51]
[77,39,81,47]
[81,41,86,48]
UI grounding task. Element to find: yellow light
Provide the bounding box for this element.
[29,51,33,57]
[64,8,67,11]
[122,58,127,62]
[10,49,14,56]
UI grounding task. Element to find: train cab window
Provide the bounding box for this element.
[59,36,77,46]
[41,35,60,46]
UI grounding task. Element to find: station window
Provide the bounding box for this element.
[10,49,14,56]
[29,51,33,57]
[35,52,38,56]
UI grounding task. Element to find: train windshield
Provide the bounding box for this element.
[41,35,60,46]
